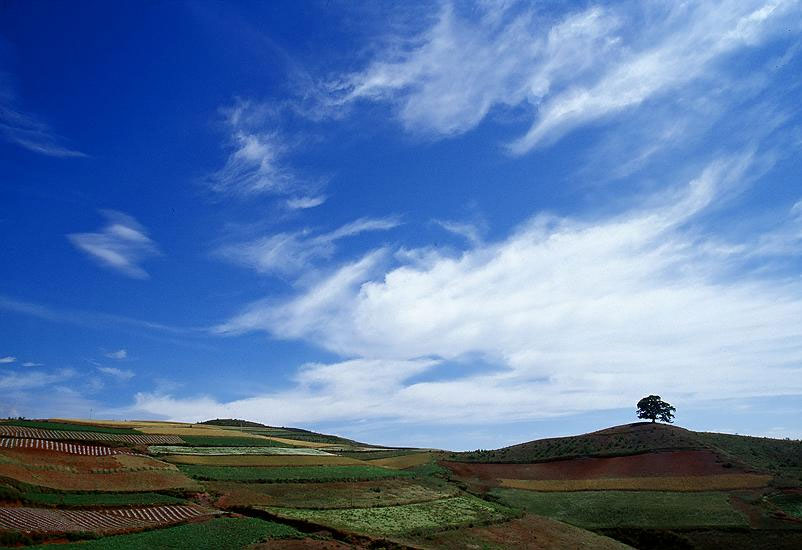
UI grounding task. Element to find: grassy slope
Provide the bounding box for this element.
[0,517,301,549]
[179,464,412,482]
[211,478,456,509]
[491,488,749,529]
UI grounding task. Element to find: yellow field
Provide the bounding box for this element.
[51,418,187,428]
[262,436,336,448]
[370,452,437,469]
[498,473,772,492]
[161,454,366,467]
[135,425,264,438]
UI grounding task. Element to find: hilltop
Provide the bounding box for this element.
[451,422,802,482]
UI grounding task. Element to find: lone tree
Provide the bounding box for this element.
[636,395,676,423]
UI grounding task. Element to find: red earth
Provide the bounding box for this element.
[443,450,748,481]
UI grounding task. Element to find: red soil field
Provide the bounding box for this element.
[443,450,747,481]
[0,505,209,533]
[0,449,197,492]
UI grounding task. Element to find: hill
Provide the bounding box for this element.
[451,422,802,483]
[442,423,802,549]
[199,419,268,428]
[2,418,801,549]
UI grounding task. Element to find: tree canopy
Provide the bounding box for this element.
[636,395,676,423]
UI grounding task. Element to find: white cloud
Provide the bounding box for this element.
[128,358,440,425]
[216,216,400,277]
[333,1,799,154]
[208,100,320,199]
[0,356,16,364]
[105,349,128,360]
[434,219,483,246]
[67,211,159,279]
[202,156,802,425]
[96,366,135,381]
[286,196,327,210]
[0,369,74,390]
[0,76,86,158]
[21,362,43,367]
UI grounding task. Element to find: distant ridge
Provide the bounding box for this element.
[199,418,267,428]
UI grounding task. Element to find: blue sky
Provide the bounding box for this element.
[2,0,802,449]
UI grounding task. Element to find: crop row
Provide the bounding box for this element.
[148,445,330,456]
[0,426,183,445]
[0,438,129,456]
[0,505,208,533]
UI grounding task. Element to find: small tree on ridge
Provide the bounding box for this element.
[636,395,675,423]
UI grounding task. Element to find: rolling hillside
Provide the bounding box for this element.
[1,417,801,549]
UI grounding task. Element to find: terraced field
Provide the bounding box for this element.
[490,488,750,529]
[0,505,210,533]
[0,426,182,445]
[3,517,302,549]
[0,448,197,492]
[262,495,518,538]
[3,417,799,549]
[497,473,771,491]
[179,464,411,482]
[163,454,365,467]
[148,445,329,456]
[211,479,457,508]
[0,439,130,456]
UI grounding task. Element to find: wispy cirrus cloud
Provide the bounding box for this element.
[0,368,75,391]
[96,366,134,381]
[0,73,86,157]
[105,349,128,360]
[208,100,323,203]
[216,216,401,277]
[203,154,802,425]
[332,0,800,154]
[67,211,159,279]
[21,362,43,367]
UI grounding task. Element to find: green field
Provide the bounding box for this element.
[179,464,412,482]
[210,478,456,509]
[491,488,749,529]
[695,431,802,482]
[0,420,138,435]
[18,491,186,507]
[176,435,286,447]
[0,517,301,549]
[771,493,802,519]
[149,445,327,456]
[264,495,517,537]
[336,449,424,460]
[242,426,366,446]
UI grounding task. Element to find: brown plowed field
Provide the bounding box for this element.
[0,448,198,491]
[444,450,747,482]
[0,505,209,533]
[498,473,771,491]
